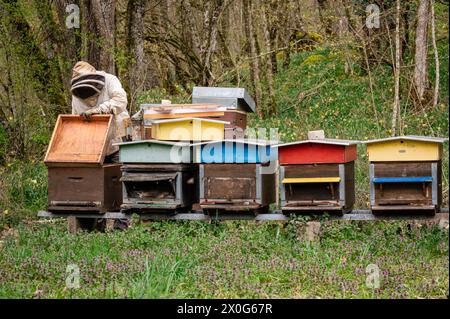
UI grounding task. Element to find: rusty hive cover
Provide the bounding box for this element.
[44,115,113,166]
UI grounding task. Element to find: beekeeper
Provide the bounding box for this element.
[70,61,130,157]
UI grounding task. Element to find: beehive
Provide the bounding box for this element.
[364,136,448,213]
[44,115,122,213]
[274,138,360,214]
[195,140,277,214]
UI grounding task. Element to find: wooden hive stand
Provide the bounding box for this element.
[274,132,360,215]
[364,136,448,215]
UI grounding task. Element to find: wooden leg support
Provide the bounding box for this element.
[67,217,98,234]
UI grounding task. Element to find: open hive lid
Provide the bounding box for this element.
[44,115,113,167]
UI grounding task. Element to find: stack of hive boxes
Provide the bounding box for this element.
[117,87,263,214]
[137,87,254,140]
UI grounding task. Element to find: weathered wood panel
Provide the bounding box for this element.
[200,164,275,207]
[373,162,432,177]
[48,164,122,213]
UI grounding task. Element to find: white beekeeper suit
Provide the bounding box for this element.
[71,61,130,155]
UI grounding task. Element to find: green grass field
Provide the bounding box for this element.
[0,219,448,298]
[0,44,448,299]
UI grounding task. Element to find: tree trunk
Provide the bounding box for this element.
[430,0,439,108]
[126,0,147,106]
[413,0,430,105]
[392,0,401,136]
[262,3,277,117]
[243,0,262,116]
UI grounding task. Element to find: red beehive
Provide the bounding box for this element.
[273,132,360,214]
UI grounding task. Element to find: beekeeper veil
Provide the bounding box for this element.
[70,61,105,101]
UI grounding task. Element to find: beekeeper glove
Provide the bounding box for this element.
[80,108,98,120]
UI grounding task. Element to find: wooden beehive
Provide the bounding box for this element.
[199,164,276,214]
[44,115,122,213]
[274,138,359,214]
[364,136,448,213]
[196,140,277,214]
[120,164,198,213]
[150,118,229,141]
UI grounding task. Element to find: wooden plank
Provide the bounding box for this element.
[284,164,340,178]
[282,177,341,183]
[373,176,433,183]
[149,103,221,110]
[144,111,225,119]
[45,115,112,166]
[38,210,449,221]
[367,140,442,162]
[373,162,432,177]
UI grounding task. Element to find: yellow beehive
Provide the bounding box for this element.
[151,118,229,141]
[365,136,447,162]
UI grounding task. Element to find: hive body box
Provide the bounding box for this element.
[364,136,448,214]
[116,140,198,213]
[44,115,123,213]
[275,139,359,214]
[196,140,276,214]
[47,165,122,213]
[120,164,198,213]
[151,118,229,141]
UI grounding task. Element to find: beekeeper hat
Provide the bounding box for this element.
[72,61,97,78]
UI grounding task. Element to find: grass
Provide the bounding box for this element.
[0,219,447,298]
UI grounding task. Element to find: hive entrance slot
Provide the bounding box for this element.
[374,182,432,205]
[125,180,176,200]
[284,182,340,203]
